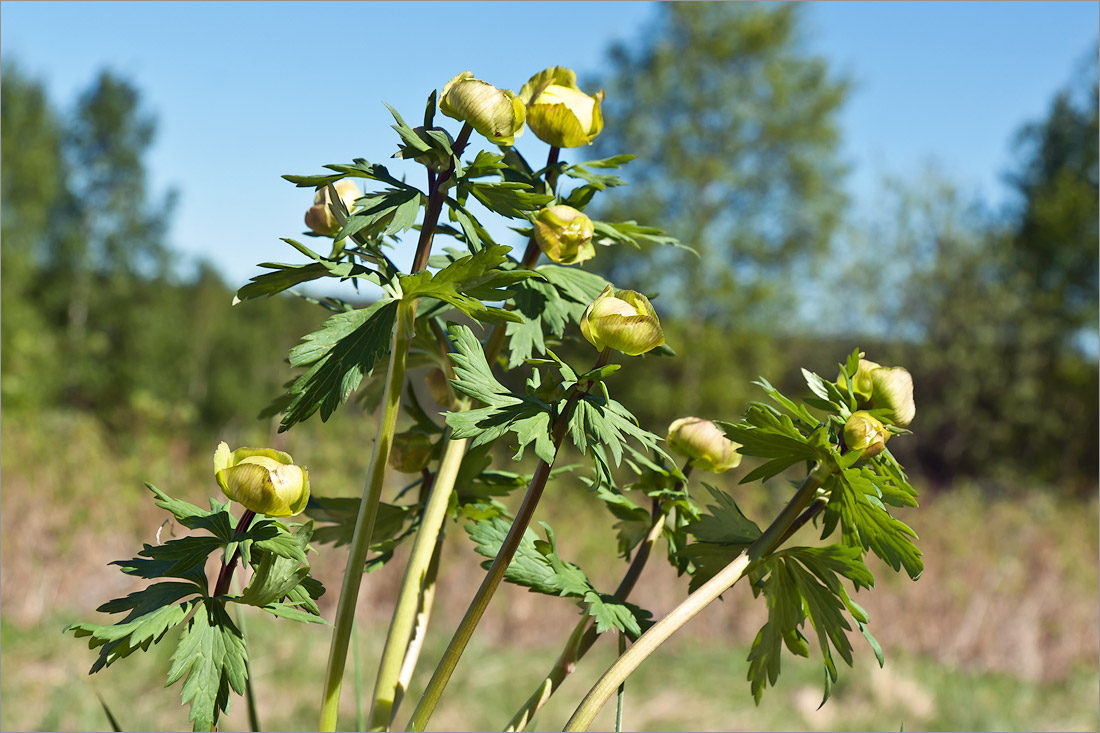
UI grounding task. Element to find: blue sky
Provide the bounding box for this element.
[2,1,1097,290]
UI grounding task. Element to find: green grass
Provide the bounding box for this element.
[5,610,1097,732]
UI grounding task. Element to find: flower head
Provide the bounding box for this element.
[667,417,742,473]
[214,442,310,517]
[533,205,595,265]
[843,411,890,459]
[439,71,525,146]
[580,285,664,356]
[305,179,361,238]
[837,357,915,428]
[519,67,604,148]
[870,366,915,427]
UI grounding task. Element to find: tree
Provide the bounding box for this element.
[34,71,177,416]
[0,63,67,407]
[584,3,850,423]
[1005,49,1098,352]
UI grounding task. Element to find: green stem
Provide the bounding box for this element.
[393,525,445,714]
[614,632,625,733]
[319,298,416,732]
[484,145,563,365]
[368,430,470,730]
[407,387,586,732]
[563,462,836,732]
[503,485,678,731]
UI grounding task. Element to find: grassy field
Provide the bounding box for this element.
[2,409,1098,731]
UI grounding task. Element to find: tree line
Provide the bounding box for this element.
[2,4,1096,492]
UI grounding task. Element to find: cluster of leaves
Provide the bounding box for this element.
[678,350,922,706]
[444,323,668,482]
[467,518,652,638]
[66,485,325,732]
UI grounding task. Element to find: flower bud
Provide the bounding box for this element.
[214,442,310,518]
[837,358,882,405]
[305,179,361,237]
[439,71,525,146]
[870,366,915,427]
[533,205,596,265]
[389,430,434,474]
[667,417,742,473]
[519,67,604,148]
[580,285,664,356]
[843,411,889,458]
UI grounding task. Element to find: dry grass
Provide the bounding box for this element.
[2,409,1097,731]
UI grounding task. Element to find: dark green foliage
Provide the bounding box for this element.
[680,365,918,703]
[67,485,324,731]
[466,518,652,638]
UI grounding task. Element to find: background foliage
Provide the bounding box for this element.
[1,3,1096,730]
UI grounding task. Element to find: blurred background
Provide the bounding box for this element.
[2,2,1097,731]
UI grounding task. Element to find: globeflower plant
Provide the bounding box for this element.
[67,65,924,733]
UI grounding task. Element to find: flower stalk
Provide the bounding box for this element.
[407,352,610,732]
[563,461,836,732]
[319,297,416,731]
[368,427,470,730]
[503,488,674,732]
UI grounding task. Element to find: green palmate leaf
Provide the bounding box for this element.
[752,377,821,427]
[688,485,763,545]
[466,518,651,638]
[306,496,417,559]
[444,324,557,463]
[399,244,534,325]
[680,485,762,592]
[234,262,331,302]
[584,591,651,639]
[279,298,399,430]
[568,395,668,488]
[235,521,318,613]
[826,469,924,580]
[467,517,561,594]
[335,188,422,241]
[384,102,432,153]
[591,220,684,250]
[67,583,202,673]
[466,180,552,219]
[444,198,497,252]
[113,537,224,583]
[166,598,248,732]
[746,545,876,706]
[872,451,919,507]
[283,158,417,192]
[146,484,213,524]
[461,150,508,179]
[504,264,610,368]
[594,485,652,559]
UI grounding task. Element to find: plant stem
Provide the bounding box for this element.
[614,632,626,733]
[319,298,416,732]
[407,385,588,732]
[563,462,836,732]
[484,145,563,364]
[412,124,472,274]
[393,526,444,713]
[503,476,684,731]
[368,430,470,730]
[212,509,256,598]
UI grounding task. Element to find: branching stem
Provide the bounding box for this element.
[504,467,691,731]
[407,360,602,731]
[319,298,416,731]
[563,462,836,731]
